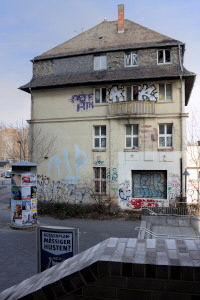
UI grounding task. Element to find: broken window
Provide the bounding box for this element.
[95,88,107,104]
[157,49,171,64]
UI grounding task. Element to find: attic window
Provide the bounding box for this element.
[157,49,171,64]
[125,52,138,67]
[94,55,107,70]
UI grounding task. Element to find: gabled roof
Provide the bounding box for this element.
[34,19,183,61]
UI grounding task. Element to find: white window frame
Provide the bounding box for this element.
[94,55,107,70]
[125,52,139,67]
[125,124,139,149]
[94,167,106,194]
[157,49,171,64]
[94,88,107,104]
[94,126,106,148]
[158,123,173,148]
[158,83,172,101]
[126,85,139,101]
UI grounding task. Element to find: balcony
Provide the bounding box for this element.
[108,101,155,116]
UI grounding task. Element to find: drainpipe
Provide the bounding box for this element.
[29,87,34,162]
[178,43,186,200]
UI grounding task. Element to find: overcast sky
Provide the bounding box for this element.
[1,0,199,126]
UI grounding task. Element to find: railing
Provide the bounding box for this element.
[135,227,200,240]
[142,206,191,216]
[108,101,155,116]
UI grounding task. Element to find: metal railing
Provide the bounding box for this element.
[135,226,200,240]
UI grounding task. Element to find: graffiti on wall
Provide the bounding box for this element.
[37,175,94,203]
[107,84,158,103]
[69,93,93,112]
[119,181,131,206]
[167,173,181,201]
[132,172,167,198]
[48,144,88,184]
[107,85,125,102]
[137,84,158,101]
[106,168,118,183]
[94,161,104,166]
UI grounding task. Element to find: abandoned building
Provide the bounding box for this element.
[20,4,196,209]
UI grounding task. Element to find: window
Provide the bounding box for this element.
[94,55,107,70]
[132,170,167,198]
[157,49,171,64]
[159,84,172,101]
[126,125,139,148]
[126,85,139,101]
[125,52,138,66]
[94,167,106,194]
[158,124,173,148]
[94,88,107,104]
[94,126,106,148]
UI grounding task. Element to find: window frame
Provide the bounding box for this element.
[125,124,139,149]
[94,54,107,70]
[93,167,106,194]
[126,85,139,101]
[158,123,173,149]
[94,125,106,149]
[158,83,172,101]
[94,88,107,104]
[125,51,139,67]
[157,49,171,64]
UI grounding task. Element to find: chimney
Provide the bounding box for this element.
[118,4,124,33]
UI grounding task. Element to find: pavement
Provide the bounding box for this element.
[0,180,141,293]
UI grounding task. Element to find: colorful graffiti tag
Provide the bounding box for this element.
[119,182,131,206]
[106,168,118,183]
[130,199,158,209]
[167,173,180,201]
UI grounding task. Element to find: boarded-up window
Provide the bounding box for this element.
[132,170,167,198]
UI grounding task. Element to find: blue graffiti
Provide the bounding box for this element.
[133,173,167,198]
[48,145,88,184]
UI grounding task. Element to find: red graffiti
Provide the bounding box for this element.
[130,199,158,209]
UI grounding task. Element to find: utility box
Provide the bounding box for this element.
[11,161,38,229]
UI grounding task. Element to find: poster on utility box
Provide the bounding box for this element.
[38,226,79,272]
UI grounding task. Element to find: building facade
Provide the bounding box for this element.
[20,5,195,209]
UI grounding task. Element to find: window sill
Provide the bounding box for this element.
[157,100,173,103]
[158,148,174,151]
[124,148,139,152]
[92,149,106,152]
[157,62,172,65]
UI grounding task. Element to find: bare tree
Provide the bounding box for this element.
[30,127,57,164]
[3,122,56,163]
[187,107,200,204]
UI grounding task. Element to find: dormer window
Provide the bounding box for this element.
[125,52,138,67]
[94,55,107,70]
[157,49,171,64]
